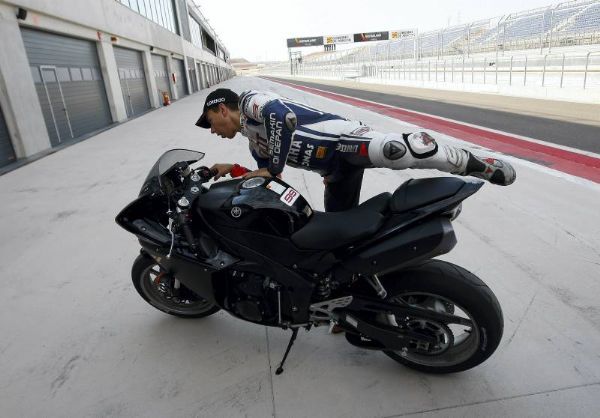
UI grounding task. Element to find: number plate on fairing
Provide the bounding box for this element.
[280,188,300,206]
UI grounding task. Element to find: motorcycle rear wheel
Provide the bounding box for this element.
[379,260,503,373]
[131,254,220,318]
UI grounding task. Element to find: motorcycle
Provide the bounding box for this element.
[116,149,503,374]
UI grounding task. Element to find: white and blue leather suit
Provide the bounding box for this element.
[238,90,516,211]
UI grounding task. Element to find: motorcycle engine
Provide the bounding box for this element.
[225,270,279,323]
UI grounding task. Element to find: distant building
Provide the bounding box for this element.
[230,58,261,75]
[0,0,234,170]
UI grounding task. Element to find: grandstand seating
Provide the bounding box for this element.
[502,12,552,40]
[296,0,600,65]
[550,6,581,31]
[564,2,600,32]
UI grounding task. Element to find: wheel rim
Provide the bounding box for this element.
[139,264,215,316]
[385,292,480,367]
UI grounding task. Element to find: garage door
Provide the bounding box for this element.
[187,57,198,92]
[204,63,211,87]
[21,28,112,147]
[200,63,207,88]
[0,106,16,168]
[173,58,187,99]
[114,47,151,117]
[151,54,171,106]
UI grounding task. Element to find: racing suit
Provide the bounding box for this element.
[238,90,516,212]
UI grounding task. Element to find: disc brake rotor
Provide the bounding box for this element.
[389,293,461,355]
[149,269,193,305]
[383,291,479,367]
[405,318,454,355]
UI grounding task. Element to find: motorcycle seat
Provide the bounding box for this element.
[291,205,385,251]
[358,192,391,213]
[390,177,464,213]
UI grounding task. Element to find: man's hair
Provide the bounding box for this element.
[209,102,239,113]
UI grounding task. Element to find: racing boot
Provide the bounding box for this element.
[460,152,517,186]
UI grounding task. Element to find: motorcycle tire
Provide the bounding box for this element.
[379,259,503,374]
[131,253,220,318]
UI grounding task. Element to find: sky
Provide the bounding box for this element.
[195,0,562,62]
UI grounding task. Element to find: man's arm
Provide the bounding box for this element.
[239,91,297,176]
[251,149,269,169]
[210,163,251,179]
[242,150,271,179]
[262,99,296,176]
[243,149,288,179]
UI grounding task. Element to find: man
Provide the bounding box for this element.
[196,88,516,212]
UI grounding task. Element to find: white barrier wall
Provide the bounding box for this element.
[260,48,600,104]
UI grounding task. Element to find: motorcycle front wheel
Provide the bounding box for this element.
[131,254,220,318]
[378,260,503,373]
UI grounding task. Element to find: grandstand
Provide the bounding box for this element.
[269,0,600,62]
[375,0,600,60]
[260,0,600,98]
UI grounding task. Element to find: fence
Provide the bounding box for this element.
[262,51,600,90]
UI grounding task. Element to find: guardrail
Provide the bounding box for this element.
[260,51,600,90]
[584,51,600,88]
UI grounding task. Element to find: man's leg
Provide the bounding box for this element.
[367,131,516,185]
[323,159,365,334]
[323,163,365,212]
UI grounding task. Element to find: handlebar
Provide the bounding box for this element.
[197,166,218,182]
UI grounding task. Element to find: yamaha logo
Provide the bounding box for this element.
[231,206,242,218]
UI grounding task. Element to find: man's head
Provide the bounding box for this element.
[195,88,240,138]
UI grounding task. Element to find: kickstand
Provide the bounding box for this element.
[275,328,299,375]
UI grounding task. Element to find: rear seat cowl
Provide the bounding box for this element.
[390,178,464,213]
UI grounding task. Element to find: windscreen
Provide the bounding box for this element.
[139,149,205,196]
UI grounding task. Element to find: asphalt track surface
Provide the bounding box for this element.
[263,76,600,184]
[262,76,600,155]
[1,76,599,417]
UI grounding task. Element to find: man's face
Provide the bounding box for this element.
[207,105,236,139]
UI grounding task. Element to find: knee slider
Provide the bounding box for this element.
[367,133,409,169]
[403,132,438,159]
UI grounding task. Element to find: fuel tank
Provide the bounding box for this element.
[196,177,314,238]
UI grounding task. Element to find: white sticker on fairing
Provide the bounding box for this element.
[266,181,286,195]
[280,187,300,206]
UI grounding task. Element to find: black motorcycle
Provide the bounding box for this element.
[116,149,503,374]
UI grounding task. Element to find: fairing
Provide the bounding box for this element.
[139,149,205,196]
